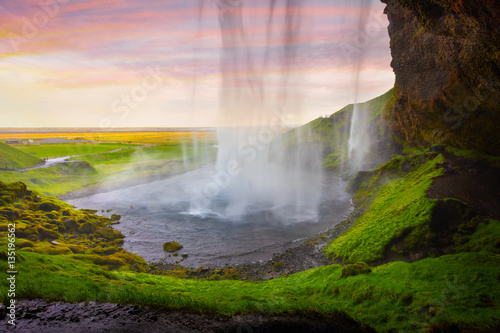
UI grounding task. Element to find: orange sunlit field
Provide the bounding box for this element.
[0,131,216,145]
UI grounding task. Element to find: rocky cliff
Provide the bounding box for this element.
[381,0,500,155]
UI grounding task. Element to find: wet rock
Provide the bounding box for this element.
[0,299,376,333]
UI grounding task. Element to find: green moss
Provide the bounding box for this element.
[38,200,61,212]
[444,146,500,164]
[37,226,60,240]
[273,261,283,272]
[325,154,445,263]
[112,251,149,272]
[455,219,500,254]
[93,256,127,269]
[341,262,372,278]
[17,239,35,248]
[1,250,497,332]
[32,243,72,255]
[78,222,96,234]
[163,241,183,252]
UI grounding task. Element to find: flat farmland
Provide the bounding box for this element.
[15,143,141,159]
[0,130,216,145]
[0,130,217,197]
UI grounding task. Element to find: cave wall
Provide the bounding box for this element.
[381,0,500,154]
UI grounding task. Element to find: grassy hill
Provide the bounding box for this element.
[283,89,398,173]
[0,142,42,170]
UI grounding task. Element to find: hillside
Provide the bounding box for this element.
[284,89,398,174]
[0,142,42,170]
[1,147,499,332]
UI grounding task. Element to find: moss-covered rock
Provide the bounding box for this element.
[37,226,60,240]
[17,226,39,239]
[0,181,150,274]
[112,250,149,272]
[0,207,20,221]
[38,200,61,212]
[92,246,120,256]
[163,241,183,252]
[93,256,127,269]
[341,262,372,278]
[95,228,124,241]
[110,214,121,222]
[17,239,35,248]
[78,222,95,234]
[63,219,79,231]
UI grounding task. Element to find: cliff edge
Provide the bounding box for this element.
[381,0,500,154]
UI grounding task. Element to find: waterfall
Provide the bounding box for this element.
[189,0,324,222]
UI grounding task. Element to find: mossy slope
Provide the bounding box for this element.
[0,180,147,272]
[325,153,445,263]
[0,142,42,170]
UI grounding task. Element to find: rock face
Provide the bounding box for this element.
[381,0,500,154]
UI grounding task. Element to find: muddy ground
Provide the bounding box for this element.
[0,300,375,333]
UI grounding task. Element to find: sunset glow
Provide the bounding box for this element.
[0,0,394,128]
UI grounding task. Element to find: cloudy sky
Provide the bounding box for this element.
[0,0,394,128]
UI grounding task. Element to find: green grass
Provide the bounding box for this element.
[71,144,212,166]
[0,142,41,170]
[444,146,500,164]
[0,141,499,333]
[325,153,445,263]
[1,250,498,332]
[283,89,394,172]
[15,143,141,159]
[455,219,500,254]
[0,143,216,197]
[0,163,99,197]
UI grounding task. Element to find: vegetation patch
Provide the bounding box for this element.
[454,218,500,254]
[283,89,396,174]
[0,142,41,170]
[325,153,445,263]
[15,143,141,159]
[341,262,372,278]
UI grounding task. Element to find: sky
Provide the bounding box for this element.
[0,0,394,128]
